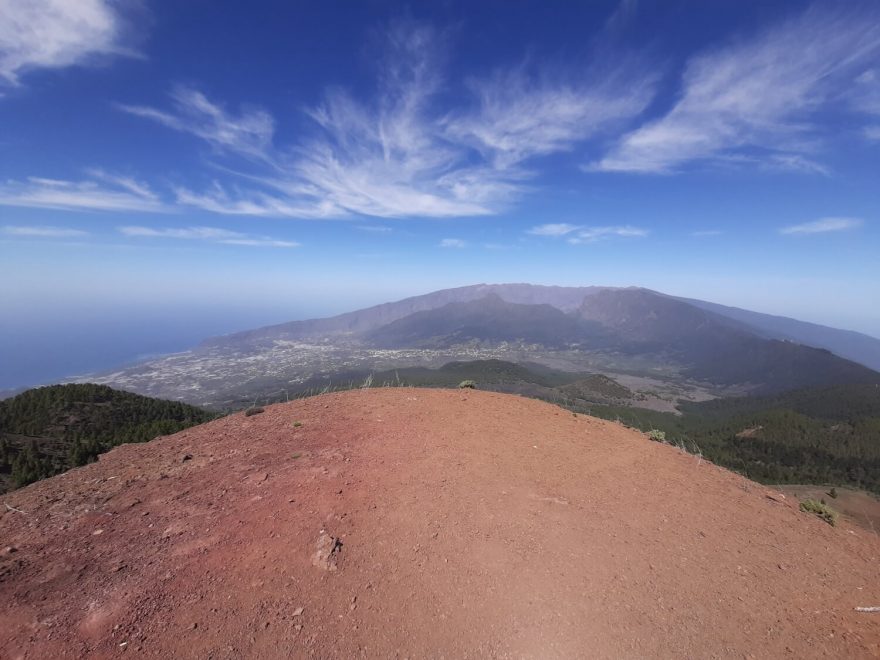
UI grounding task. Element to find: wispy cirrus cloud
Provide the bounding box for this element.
[0,0,139,85]
[567,225,648,244]
[172,184,340,218]
[528,222,647,244]
[779,217,863,235]
[439,238,467,248]
[118,225,299,247]
[0,174,165,212]
[594,5,880,174]
[851,70,880,115]
[691,229,723,237]
[605,0,639,33]
[118,20,656,220]
[118,87,275,160]
[855,70,880,140]
[2,225,88,238]
[445,64,654,170]
[527,223,580,236]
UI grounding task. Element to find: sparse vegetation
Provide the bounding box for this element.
[799,499,838,526]
[647,429,667,442]
[828,487,838,499]
[458,380,477,389]
[244,407,265,417]
[293,421,303,428]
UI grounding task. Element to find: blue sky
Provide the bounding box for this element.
[1,0,880,387]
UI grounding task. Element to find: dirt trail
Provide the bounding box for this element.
[1,388,878,659]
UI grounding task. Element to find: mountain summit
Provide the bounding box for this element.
[2,389,878,658]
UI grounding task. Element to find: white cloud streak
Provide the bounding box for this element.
[595,5,880,173]
[0,175,165,212]
[275,23,519,219]
[439,238,467,248]
[2,225,88,237]
[605,0,639,33]
[567,225,648,244]
[779,217,863,235]
[119,21,655,219]
[527,223,580,236]
[851,70,880,115]
[118,225,299,247]
[445,65,654,170]
[528,222,648,244]
[0,0,136,84]
[119,87,275,160]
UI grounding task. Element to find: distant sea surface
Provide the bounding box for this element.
[0,305,309,393]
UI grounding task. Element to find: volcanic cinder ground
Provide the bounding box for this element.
[1,389,878,659]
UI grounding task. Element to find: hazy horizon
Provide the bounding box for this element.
[2,279,879,392]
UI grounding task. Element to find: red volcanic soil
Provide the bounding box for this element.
[1,389,879,659]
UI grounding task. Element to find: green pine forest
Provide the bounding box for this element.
[0,384,215,492]
[575,384,880,495]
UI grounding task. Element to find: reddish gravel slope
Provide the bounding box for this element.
[1,389,878,659]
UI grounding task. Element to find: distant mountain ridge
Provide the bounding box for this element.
[201,284,614,348]
[673,295,880,372]
[202,284,880,380]
[192,284,880,396]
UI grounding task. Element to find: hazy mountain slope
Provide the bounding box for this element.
[576,289,880,390]
[202,284,879,372]
[365,294,605,348]
[201,285,494,348]
[676,296,880,372]
[201,284,609,349]
[576,288,751,348]
[360,288,879,392]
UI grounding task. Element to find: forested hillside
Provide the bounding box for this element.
[0,384,215,492]
[580,384,880,494]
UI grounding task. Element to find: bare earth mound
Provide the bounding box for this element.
[1,389,878,658]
